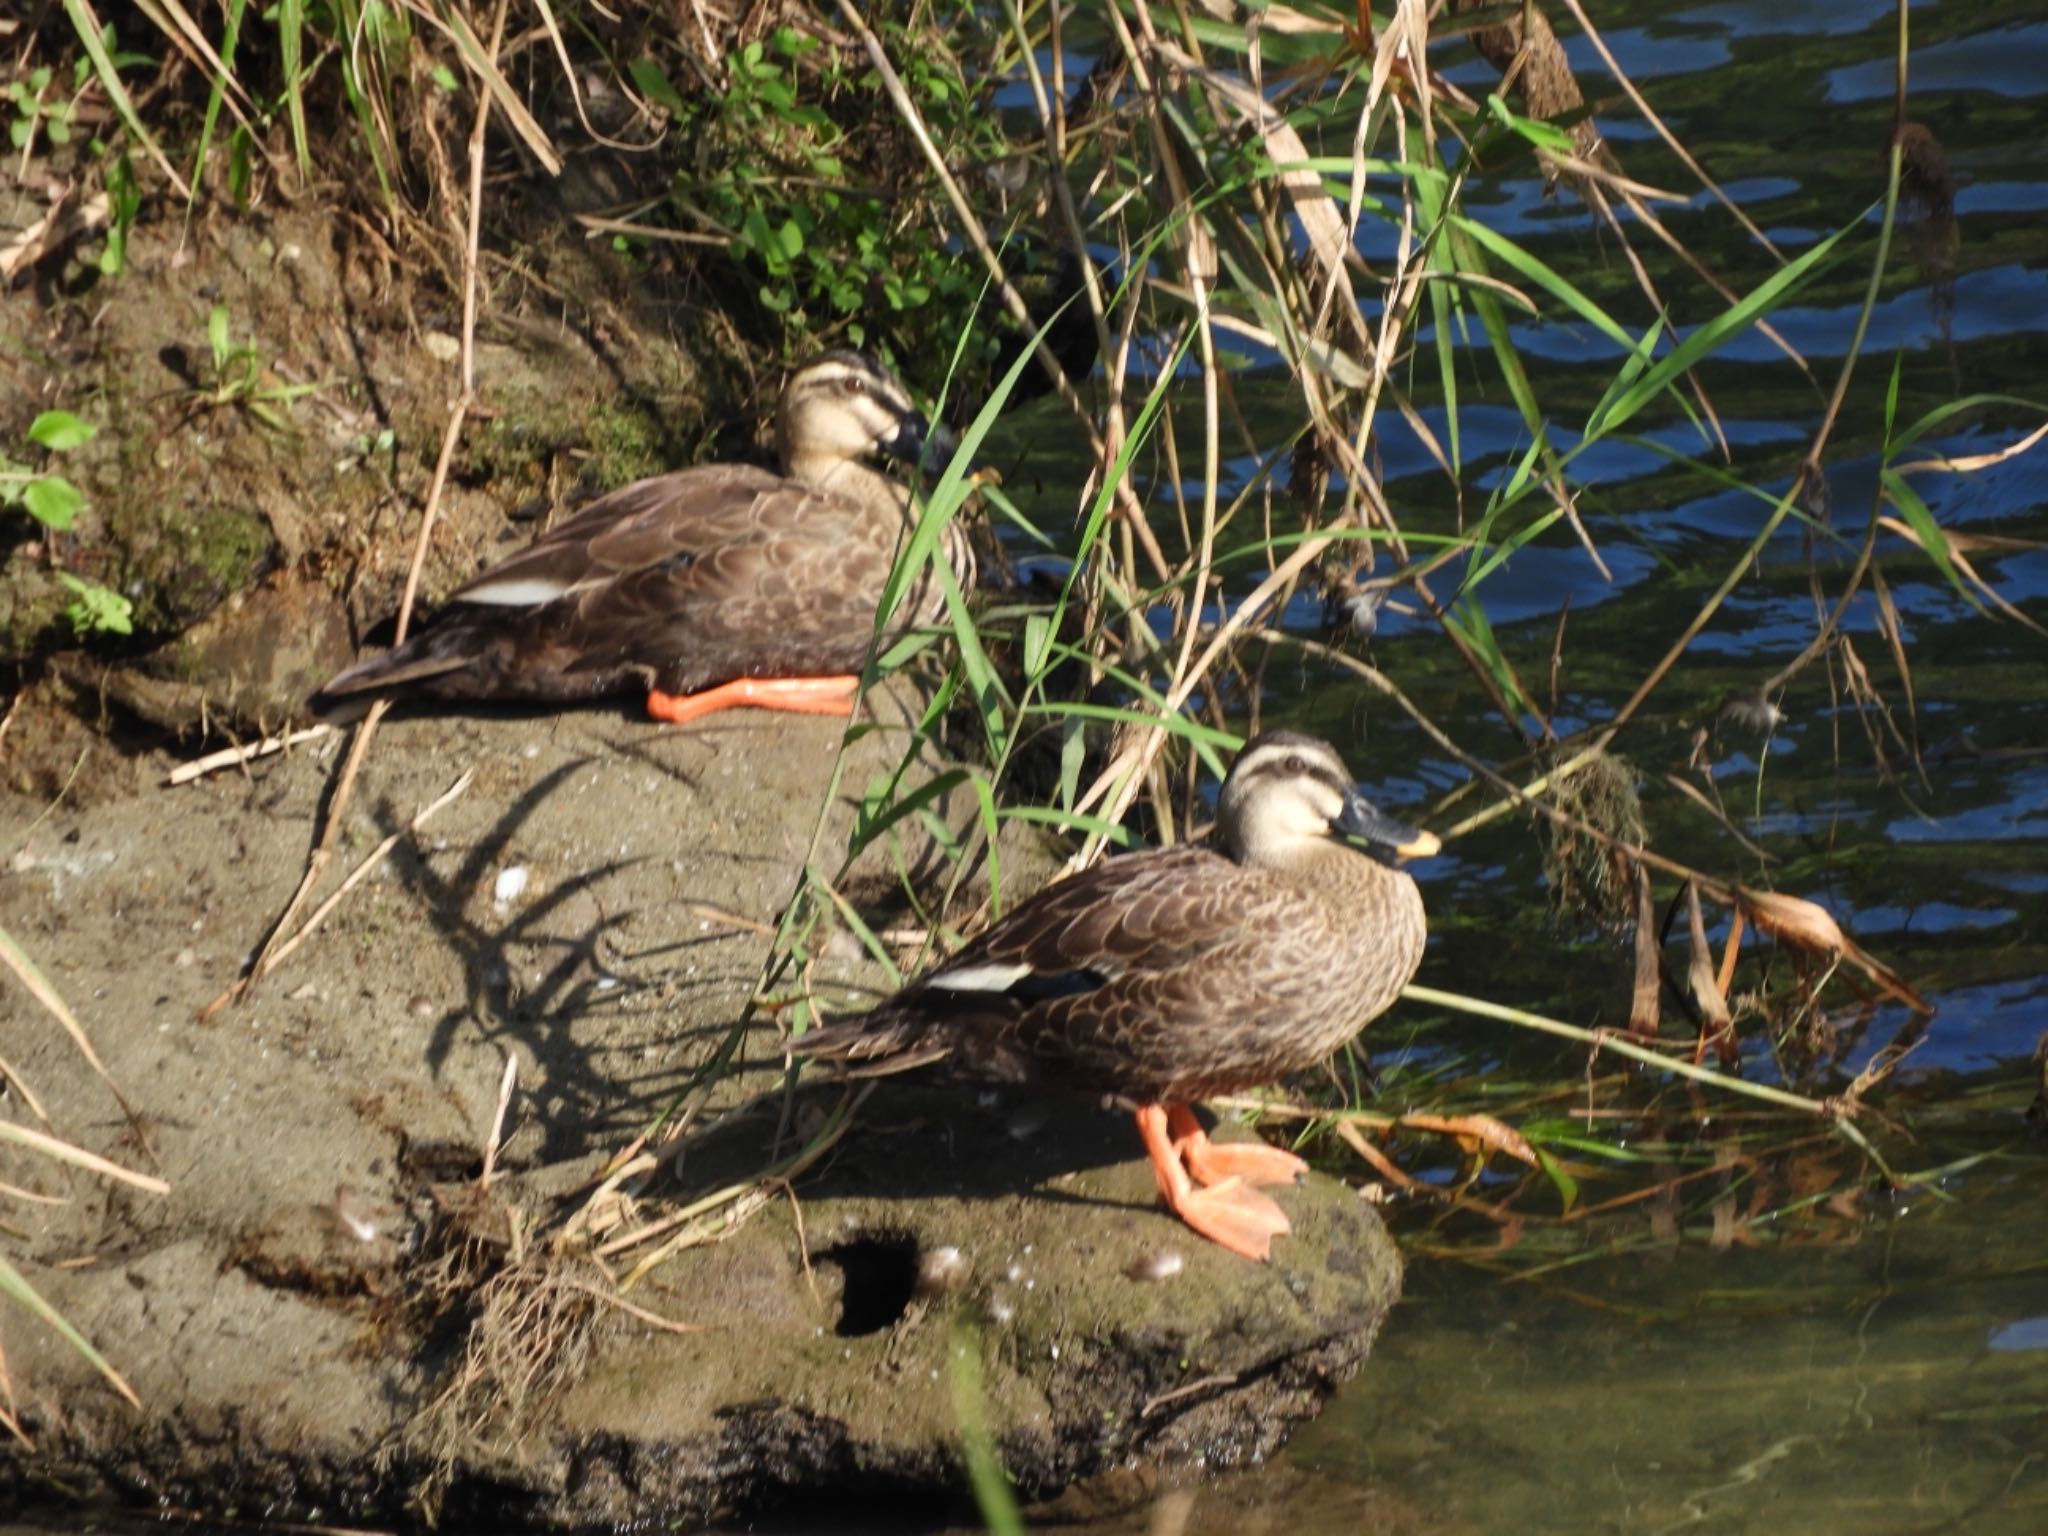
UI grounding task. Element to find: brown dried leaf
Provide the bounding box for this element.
[1737,888,1847,957]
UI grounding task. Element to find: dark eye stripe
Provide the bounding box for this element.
[1232,745,1349,796]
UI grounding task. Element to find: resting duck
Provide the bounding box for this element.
[313,350,970,723]
[801,731,1438,1261]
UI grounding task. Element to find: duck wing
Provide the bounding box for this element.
[806,845,1331,1099]
[316,465,902,702]
[447,464,798,609]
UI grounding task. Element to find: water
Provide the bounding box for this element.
[972,0,2048,1529]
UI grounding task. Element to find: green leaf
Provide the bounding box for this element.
[208,303,232,371]
[627,57,686,117]
[1587,216,1859,439]
[1881,468,1982,614]
[1484,93,1576,154]
[28,411,96,452]
[1533,1147,1579,1215]
[23,476,83,530]
[58,573,134,635]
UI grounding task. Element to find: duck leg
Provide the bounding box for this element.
[646,675,859,724]
[1165,1103,1308,1188]
[1135,1104,1292,1262]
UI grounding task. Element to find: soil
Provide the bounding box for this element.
[0,201,1400,1528]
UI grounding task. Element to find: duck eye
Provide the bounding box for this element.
[1284,754,1307,775]
[844,375,867,394]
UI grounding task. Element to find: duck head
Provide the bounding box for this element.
[1219,730,1439,870]
[777,350,955,477]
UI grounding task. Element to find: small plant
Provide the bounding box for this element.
[8,65,75,156]
[97,149,138,276]
[0,411,134,637]
[0,411,92,532]
[198,303,320,430]
[639,16,999,362]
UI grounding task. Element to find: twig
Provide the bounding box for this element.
[165,724,334,786]
[251,769,475,980]
[1141,1372,1240,1417]
[563,1279,708,1335]
[480,1050,518,1189]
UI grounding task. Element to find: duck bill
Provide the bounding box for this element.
[1335,791,1440,865]
[882,411,958,473]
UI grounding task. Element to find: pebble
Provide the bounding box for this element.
[1124,1249,1185,1283]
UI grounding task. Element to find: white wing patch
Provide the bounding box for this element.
[457,577,577,607]
[929,962,1037,993]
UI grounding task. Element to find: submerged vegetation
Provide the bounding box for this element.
[3,0,2045,1518]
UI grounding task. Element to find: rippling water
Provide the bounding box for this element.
[964,0,2048,1530]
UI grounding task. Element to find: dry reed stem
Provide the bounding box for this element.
[63,0,190,197]
[248,769,475,981]
[0,1119,168,1195]
[0,924,152,1153]
[1332,1118,1427,1195]
[838,0,1170,582]
[166,724,334,786]
[480,1051,518,1189]
[216,1,502,1012]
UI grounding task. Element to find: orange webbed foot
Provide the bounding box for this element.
[646,675,859,725]
[1167,1102,1307,1189]
[1137,1103,1297,1262]
[1170,1178,1293,1262]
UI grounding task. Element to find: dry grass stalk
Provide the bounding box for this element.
[1629,863,1662,1038]
[165,723,334,786]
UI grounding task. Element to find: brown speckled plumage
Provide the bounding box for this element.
[804,731,1433,1106]
[313,350,970,708]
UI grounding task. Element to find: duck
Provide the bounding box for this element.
[312,350,971,724]
[800,730,1438,1262]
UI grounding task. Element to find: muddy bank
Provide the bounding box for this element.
[0,691,1400,1528]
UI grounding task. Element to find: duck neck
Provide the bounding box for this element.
[786,450,913,521]
[1253,835,1417,920]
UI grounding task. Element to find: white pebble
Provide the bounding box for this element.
[493,866,530,905]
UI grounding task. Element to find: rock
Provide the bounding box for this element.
[1,700,1397,1530]
[473,1087,1400,1526]
[57,567,354,735]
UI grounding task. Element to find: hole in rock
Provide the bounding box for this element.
[821,1232,921,1337]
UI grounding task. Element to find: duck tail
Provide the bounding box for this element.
[797,1010,954,1076]
[306,636,473,715]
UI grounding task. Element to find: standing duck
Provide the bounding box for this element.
[312,350,970,723]
[801,731,1438,1261]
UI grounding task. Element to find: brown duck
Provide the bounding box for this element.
[313,350,971,723]
[801,731,1438,1261]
